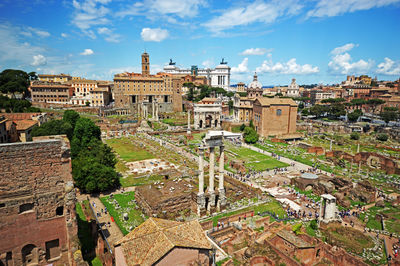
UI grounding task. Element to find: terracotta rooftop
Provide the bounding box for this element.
[2,113,41,121]
[255,97,297,106]
[199,97,218,103]
[15,120,38,131]
[115,218,212,266]
[277,230,314,248]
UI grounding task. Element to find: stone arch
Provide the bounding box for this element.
[199,120,203,128]
[305,185,313,191]
[21,244,38,265]
[214,119,218,127]
[206,115,212,128]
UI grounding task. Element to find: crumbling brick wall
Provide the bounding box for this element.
[0,136,81,266]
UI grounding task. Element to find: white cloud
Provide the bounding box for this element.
[71,0,112,38]
[256,58,319,74]
[202,59,214,68]
[141,28,169,42]
[80,48,94,55]
[331,43,357,55]
[328,44,373,74]
[376,57,400,75]
[31,54,47,66]
[0,24,45,66]
[240,48,271,56]
[21,26,50,38]
[61,33,68,38]
[307,0,400,18]
[203,0,303,33]
[231,58,250,73]
[97,27,121,43]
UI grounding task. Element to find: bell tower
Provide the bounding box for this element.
[142,52,150,76]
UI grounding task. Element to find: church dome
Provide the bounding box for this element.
[248,72,262,89]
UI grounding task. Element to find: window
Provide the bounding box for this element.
[19,203,34,213]
[276,109,282,116]
[56,206,63,216]
[45,239,60,260]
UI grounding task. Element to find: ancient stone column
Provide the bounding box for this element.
[357,143,360,153]
[330,139,332,151]
[152,102,155,119]
[187,110,191,134]
[198,146,204,194]
[218,145,226,207]
[209,146,216,207]
[156,103,159,121]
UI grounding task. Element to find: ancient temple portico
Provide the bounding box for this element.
[197,131,241,215]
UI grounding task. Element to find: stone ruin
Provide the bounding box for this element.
[0,135,84,266]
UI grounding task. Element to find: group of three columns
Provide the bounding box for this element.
[197,144,226,213]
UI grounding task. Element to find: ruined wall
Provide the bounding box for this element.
[0,137,80,266]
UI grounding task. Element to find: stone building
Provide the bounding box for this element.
[38,73,72,83]
[193,98,222,130]
[69,79,112,107]
[0,136,79,266]
[253,98,297,138]
[113,52,183,115]
[233,73,263,123]
[30,81,73,105]
[114,218,212,266]
[0,116,7,143]
[286,78,300,98]
[163,58,231,90]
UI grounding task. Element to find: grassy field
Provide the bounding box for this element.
[119,174,164,187]
[225,142,288,172]
[100,191,146,235]
[106,137,154,162]
[205,198,285,226]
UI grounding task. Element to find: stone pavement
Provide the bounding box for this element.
[88,196,124,246]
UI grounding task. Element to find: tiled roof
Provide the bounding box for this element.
[2,113,41,121]
[255,97,297,106]
[115,218,212,266]
[15,120,38,131]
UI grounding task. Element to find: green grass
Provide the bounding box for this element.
[205,198,285,226]
[105,137,154,162]
[119,174,164,187]
[100,191,146,235]
[76,202,95,262]
[216,257,230,266]
[306,224,317,237]
[90,257,103,266]
[225,142,288,172]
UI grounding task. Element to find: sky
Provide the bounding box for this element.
[0,0,399,86]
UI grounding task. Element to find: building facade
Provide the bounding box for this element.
[114,52,183,114]
[253,98,297,137]
[286,78,300,98]
[38,74,72,83]
[163,59,231,90]
[30,81,73,104]
[193,98,222,130]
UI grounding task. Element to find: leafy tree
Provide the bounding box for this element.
[228,100,233,111]
[226,92,234,97]
[301,108,310,116]
[348,109,363,122]
[0,69,30,97]
[310,220,318,230]
[351,98,366,109]
[249,119,255,129]
[328,103,346,119]
[298,102,304,110]
[63,110,80,129]
[292,223,302,235]
[71,118,101,157]
[275,93,283,97]
[321,98,345,104]
[376,133,388,142]
[238,92,247,97]
[243,126,259,143]
[31,119,74,140]
[350,132,360,140]
[0,95,39,113]
[28,71,38,81]
[240,123,246,131]
[380,109,398,124]
[366,98,385,113]
[309,104,329,118]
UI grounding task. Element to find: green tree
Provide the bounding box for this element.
[63,110,80,129]
[351,98,367,109]
[240,123,246,131]
[310,220,318,230]
[309,104,329,118]
[376,133,388,142]
[228,100,233,111]
[243,126,259,144]
[249,119,255,129]
[0,69,30,97]
[348,109,363,122]
[380,109,398,124]
[28,71,38,81]
[301,108,310,116]
[329,103,346,119]
[31,119,74,139]
[71,118,101,157]
[350,132,360,140]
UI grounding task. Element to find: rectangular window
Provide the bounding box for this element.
[45,239,60,260]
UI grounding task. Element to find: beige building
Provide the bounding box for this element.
[114,218,212,266]
[235,82,246,93]
[114,52,183,114]
[38,74,72,83]
[69,79,111,106]
[253,98,297,137]
[31,81,73,104]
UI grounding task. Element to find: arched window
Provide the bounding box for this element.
[276,109,282,116]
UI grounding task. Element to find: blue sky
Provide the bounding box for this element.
[0,0,399,85]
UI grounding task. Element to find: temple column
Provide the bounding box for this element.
[156,103,159,121]
[187,110,191,134]
[218,145,226,207]
[197,145,205,214]
[209,146,216,207]
[152,102,155,119]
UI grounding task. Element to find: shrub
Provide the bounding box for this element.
[310,219,318,230]
[376,133,388,141]
[350,132,360,140]
[240,123,246,131]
